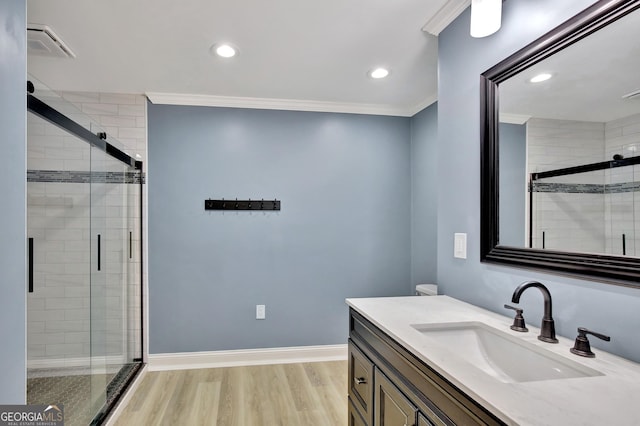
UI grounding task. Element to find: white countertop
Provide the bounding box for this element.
[346,295,640,426]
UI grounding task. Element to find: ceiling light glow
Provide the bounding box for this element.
[530,73,553,83]
[369,68,389,79]
[213,43,237,58]
[470,0,502,38]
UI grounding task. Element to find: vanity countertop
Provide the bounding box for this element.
[346,295,640,426]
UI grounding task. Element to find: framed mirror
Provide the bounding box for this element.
[480,0,640,284]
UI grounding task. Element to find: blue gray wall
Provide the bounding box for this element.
[0,0,26,403]
[437,0,640,361]
[148,105,412,353]
[498,123,526,247]
[410,103,438,290]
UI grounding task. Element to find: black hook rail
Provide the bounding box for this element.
[205,198,281,211]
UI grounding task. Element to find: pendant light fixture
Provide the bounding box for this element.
[470,0,502,38]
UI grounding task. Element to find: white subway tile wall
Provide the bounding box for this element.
[528,114,640,256]
[27,92,146,370]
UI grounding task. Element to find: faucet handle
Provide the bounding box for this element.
[504,304,528,332]
[570,327,611,358]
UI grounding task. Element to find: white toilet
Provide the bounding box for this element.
[415,284,438,296]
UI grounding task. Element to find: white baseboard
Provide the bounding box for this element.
[104,365,148,426]
[148,344,348,372]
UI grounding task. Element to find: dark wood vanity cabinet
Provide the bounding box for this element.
[349,398,368,426]
[418,413,434,426]
[348,341,375,424]
[348,309,506,426]
[374,368,418,425]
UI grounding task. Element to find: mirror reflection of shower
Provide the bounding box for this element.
[527,114,640,257]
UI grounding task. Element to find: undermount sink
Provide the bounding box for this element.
[411,322,603,383]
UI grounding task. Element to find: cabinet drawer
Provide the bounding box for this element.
[349,339,374,424]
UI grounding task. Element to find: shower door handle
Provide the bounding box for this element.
[28,238,34,293]
[97,234,101,271]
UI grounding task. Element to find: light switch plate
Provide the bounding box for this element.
[256,304,266,320]
[454,233,467,259]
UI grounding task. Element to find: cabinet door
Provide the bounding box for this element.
[349,397,369,426]
[418,413,434,426]
[349,340,374,424]
[374,368,417,426]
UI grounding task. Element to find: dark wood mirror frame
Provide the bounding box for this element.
[480,0,640,285]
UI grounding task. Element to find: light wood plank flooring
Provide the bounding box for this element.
[113,361,347,426]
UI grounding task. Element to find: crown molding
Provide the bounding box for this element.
[146,92,436,117]
[408,94,438,116]
[422,0,470,36]
[500,113,531,125]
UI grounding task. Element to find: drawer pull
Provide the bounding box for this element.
[355,377,367,385]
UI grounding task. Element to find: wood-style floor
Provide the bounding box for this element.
[113,361,348,426]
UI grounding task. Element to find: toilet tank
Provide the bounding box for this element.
[416,284,438,296]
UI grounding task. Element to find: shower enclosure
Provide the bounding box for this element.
[26,79,143,425]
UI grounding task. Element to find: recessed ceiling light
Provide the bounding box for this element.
[529,73,553,83]
[211,43,238,58]
[369,68,390,79]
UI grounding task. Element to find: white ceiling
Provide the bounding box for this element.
[27,0,468,116]
[500,6,640,124]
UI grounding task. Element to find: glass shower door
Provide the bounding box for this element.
[606,145,638,256]
[90,135,142,421]
[26,111,96,425]
[89,143,108,420]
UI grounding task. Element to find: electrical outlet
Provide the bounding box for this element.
[256,304,266,320]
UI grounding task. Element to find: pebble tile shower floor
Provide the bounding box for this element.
[27,363,140,426]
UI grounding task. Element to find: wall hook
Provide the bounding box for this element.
[204,198,281,211]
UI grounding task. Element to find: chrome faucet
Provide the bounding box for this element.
[511,281,558,343]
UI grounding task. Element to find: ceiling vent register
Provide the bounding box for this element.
[27,24,76,59]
